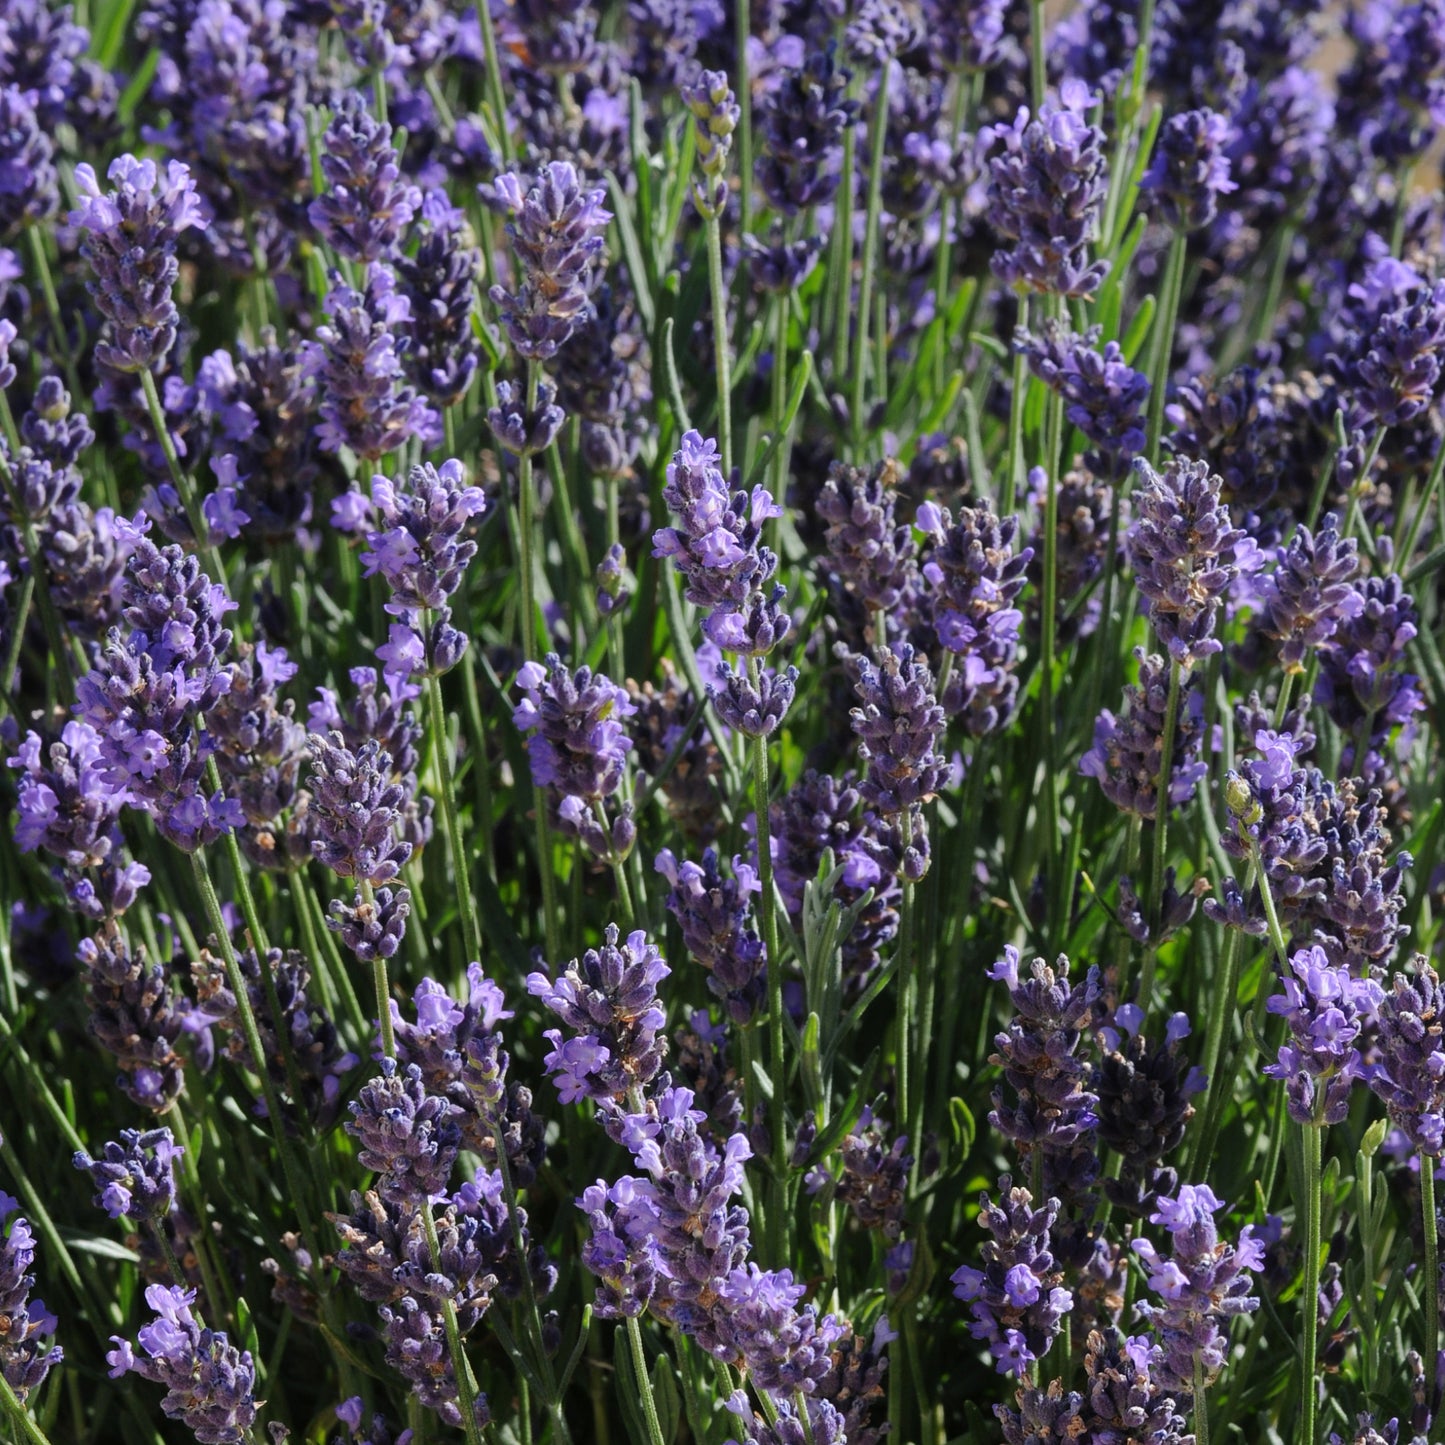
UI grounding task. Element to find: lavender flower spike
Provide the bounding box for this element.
[70,155,205,375]
[73,1127,183,1220]
[1369,957,1445,1157]
[1142,109,1237,232]
[1127,456,1249,670]
[107,1284,257,1444]
[1,1191,63,1400]
[307,731,414,886]
[310,93,421,264]
[488,161,612,362]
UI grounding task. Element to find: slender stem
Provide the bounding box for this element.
[189,846,321,1262]
[1192,1355,1210,1445]
[370,68,388,125]
[1299,1121,1322,1445]
[747,656,787,1248]
[1039,360,1064,945]
[24,227,86,407]
[1423,1163,1440,1432]
[733,0,751,238]
[704,212,734,475]
[1399,432,1445,570]
[425,666,483,965]
[356,878,396,1057]
[474,0,513,164]
[0,447,74,697]
[896,809,917,1175]
[1144,232,1187,464]
[139,367,228,583]
[1139,658,1182,1013]
[850,62,891,455]
[829,87,858,387]
[0,1373,53,1445]
[625,1318,666,1445]
[421,1206,487,1445]
[1028,0,1048,111]
[1002,296,1030,515]
[0,569,33,701]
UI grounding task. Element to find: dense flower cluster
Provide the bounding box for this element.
[0,1188,63,1400]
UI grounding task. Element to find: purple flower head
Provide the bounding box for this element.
[841,643,947,817]
[577,1179,660,1318]
[300,265,442,460]
[72,537,243,853]
[1019,322,1150,479]
[0,1191,63,1401]
[657,848,767,1025]
[362,460,486,622]
[310,93,420,263]
[1257,514,1363,676]
[70,155,204,375]
[487,377,566,458]
[715,1264,848,1398]
[952,1178,1073,1377]
[80,924,189,1112]
[528,924,670,1107]
[653,430,789,656]
[1127,456,1248,670]
[987,948,1104,1221]
[755,46,859,216]
[682,66,739,216]
[513,653,634,814]
[1265,944,1383,1126]
[73,1127,183,1221]
[346,1058,462,1205]
[0,83,58,235]
[1080,649,1207,820]
[917,497,1033,734]
[1142,108,1237,232]
[816,458,921,617]
[487,161,611,362]
[725,1393,849,1445]
[743,233,826,293]
[1076,1325,1191,1443]
[107,1284,256,1444]
[396,201,482,407]
[306,731,414,885]
[1348,274,1445,429]
[1132,1184,1263,1392]
[986,79,1110,298]
[1370,957,1445,1157]
[7,721,132,873]
[1314,574,1424,746]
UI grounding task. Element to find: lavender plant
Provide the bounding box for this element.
[0,7,1442,1445]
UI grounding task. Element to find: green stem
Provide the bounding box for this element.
[357,878,395,1057]
[1039,360,1063,945]
[705,212,734,475]
[748,655,787,1252]
[0,570,33,702]
[733,0,752,237]
[24,227,86,408]
[474,0,513,164]
[1139,657,1182,1012]
[1423,1164,1440,1438]
[1028,0,1048,110]
[850,62,891,455]
[0,445,74,697]
[0,1373,53,1445]
[1398,431,1445,571]
[1145,232,1187,464]
[189,847,322,1262]
[139,368,228,583]
[1299,1121,1322,1445]
[425,666,482,965]
[897,806,918,1178]
[625,1318,666,1445]
[1192,1355,1210,1445]
[1002,296,1030,515]
[421,1206,487,1445]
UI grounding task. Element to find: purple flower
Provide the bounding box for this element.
[1314,574,1424,747]
[362,460,487,622]
[0,83,58,235]
[1131,1184,1263,1392]
[755,47,858,216]
[1265,945,1382,1126]
[917,497,1033,734]
[487,377,565,458]
[70,155,204,376]
[512,653,635,806]
[1370,957,1445,1157]
[657,849,767,1025]
[300,265,442,461]
[1142,108,1238,232]
[307,731,414,886]
[840,643,947,816]
[985,78,1110,299]
[1019,322,1150,480]
[527,924,670,1110]
[986,948,1103,1222]
[73,1127,183,1221]
[0,1192,63,1401]
[1076,1326,1190,1443]
[1257,514,1363,676]
[80,924,189,1112]
[396,197,482,407]
[309,93,420,263]
[576,1179,660,1319]
[107,1284,256,1444]
[952,1178,1073,1377]
[487,162,611,362]
[1127,457,1249,670]
[1080,649,1207,820]
[816,459,921,618]
[346,1058,462,1205]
